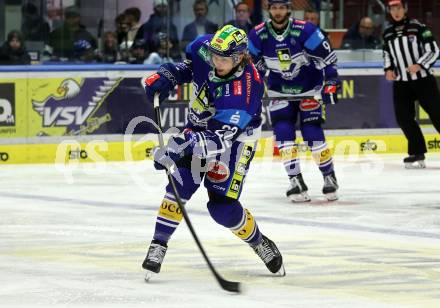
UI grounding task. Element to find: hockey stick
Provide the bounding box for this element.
[153,94,241,293]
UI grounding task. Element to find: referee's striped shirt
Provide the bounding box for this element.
[383,18,439,81]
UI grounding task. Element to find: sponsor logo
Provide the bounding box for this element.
[236,162,247,176]
[255,22,265,31]
[229,178,242,193]
[161,199,182,214]
[0,83,16,127]
[291,29,301,37]
[69,148,88,159]
[213,185,226,191]
[243,146,253,159]
[245,72,251,105]
[145,147,154,158]
[259,32,268,40]
[427,138,440,149]
[233,80,242,96]
[146,73,160,86]
[251,63,261,83]
[232,31,245,43]
[360,139,378,151]
[281,85,303,94]
[225,84,231,96]
[299,99,320,111]
[215,86,223,99]
[198,46,210,62]
[207,161,230,183]
[276,48,292,71]
[0,152,9,161]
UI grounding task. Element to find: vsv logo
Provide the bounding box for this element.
[42,106,95,126]
[32,78,119,129]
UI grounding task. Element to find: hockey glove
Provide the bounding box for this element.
[142,64,178,104]
[153,136,191,170]
[321,79,341,105]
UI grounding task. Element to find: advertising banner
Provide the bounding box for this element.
[2,74,439,139]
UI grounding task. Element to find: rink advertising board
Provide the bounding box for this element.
[1,72,439,138]
[0,65,439,164]
[1,133,440,164]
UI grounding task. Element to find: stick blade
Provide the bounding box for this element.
[219,279,241,293]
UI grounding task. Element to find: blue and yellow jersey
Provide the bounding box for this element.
[248,18,338,95]
[167,34,264,158]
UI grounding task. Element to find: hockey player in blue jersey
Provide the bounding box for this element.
[248,0,340,202]
[141,25,285,280]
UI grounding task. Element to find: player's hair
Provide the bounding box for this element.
[193,0,209,11]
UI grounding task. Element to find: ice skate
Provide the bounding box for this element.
[142,240,168,282]
[322,171,339,201]
[404,154,426,169]
[252,235,285,276]
[286,173,311,202]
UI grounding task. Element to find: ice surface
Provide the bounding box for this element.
[1,154,440,308]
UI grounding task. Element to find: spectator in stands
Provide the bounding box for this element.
[135,0,180,61]
[72,39,97,63]
[21,3,50,43]
[48,6,97,60]
[124,7,142,43]
[115,13,129,46]
[225,2,253,34]
[98,31,120,63]
[304,8,327,37]
[144,32,175,64]
[181,0,218,48]
[341,17,381,49]
[129,39,148,64]
[0,30,31,65]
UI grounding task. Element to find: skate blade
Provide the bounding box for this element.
[405,161,426,169]
[288,192,311,203]
[275,265,286,277]
[144,270,156,282]
[325,192,338,201]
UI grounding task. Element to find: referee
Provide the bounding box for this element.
[383,0,440,168]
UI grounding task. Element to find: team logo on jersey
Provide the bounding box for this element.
[299,99,320,111]
[207,161,230,183]
[408,35,416,43]
[233,80,242,95]
[276,48,292,71]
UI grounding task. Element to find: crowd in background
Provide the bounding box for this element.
[0,0,384,65]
